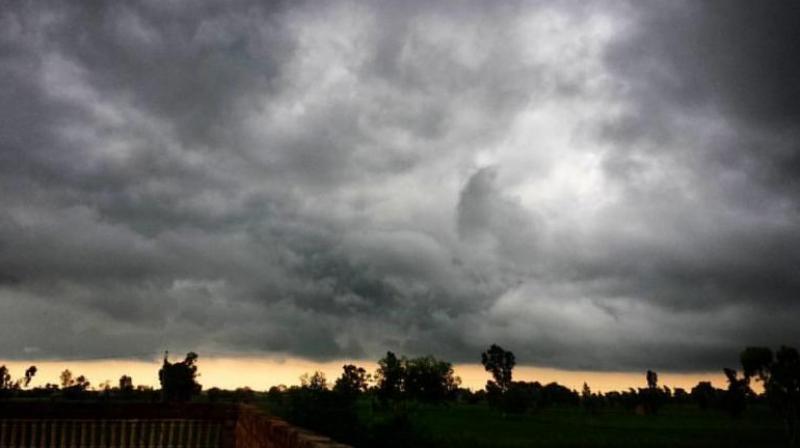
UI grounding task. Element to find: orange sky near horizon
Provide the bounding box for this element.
[0,356,730,393]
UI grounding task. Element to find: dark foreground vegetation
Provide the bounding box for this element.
[1,344,798,447]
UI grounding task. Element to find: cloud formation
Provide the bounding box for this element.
[1,0,798,371]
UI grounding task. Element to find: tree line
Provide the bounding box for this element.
[1,344,798,445]
[0,351,198,401]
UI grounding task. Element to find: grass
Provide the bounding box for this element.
[262,397,786,448]
[401,403,784,448]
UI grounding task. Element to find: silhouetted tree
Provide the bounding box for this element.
[159,351,201,402]
[0,366,37,396]
[482,344,517,411]
[403,355,460,403]
[741,346,774,381]
[738,346,800,446]
[481,344,515,392]
[0,366,12,389]
[662,385,672,399]
[500,381,541,414]
[673,387,689,404]
[646,370,658,389]
[235,387,256,403]
[334,364,369,398]
[375,352,461,404]
[289,370,360,445]
[267,384,287,404]
[540,382,580,407]
[59,371,90,399]
[722,367,750,417]
[59,369,74,388]
[376,351,405,403]
[119,374,134,391]
[300,371,328,391]
[23,366,37,388]
[691,381,722,409]
[0,365,14,398]
[639,370,665,415]
[582,382,601,415]
[75,375,90,389]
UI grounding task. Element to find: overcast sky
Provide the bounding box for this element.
[1,0,798,372]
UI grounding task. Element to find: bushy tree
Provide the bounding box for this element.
[482,344,520,411]
[334,364,369,398]
[376,351,405,403]
[501,381,541,414]
[673,387,690,404]
[0,366,12,388]
[481,344,515,392]
[691,381,722,409]
[267,384,287,404]
[738,346,800,446]
[741,347,774,381]
[74,375,91,390]
[481,344,546,414]
[540,382,580,407]
[403,356,460,403]
[288,370,360,445]
[58,370,91,399]
[375,352,461,404]
[60,369,74,388]
[300,371,328,391]
[159,351,201,402]
[0,365,38,396]
[119,375,134,392]
[722,367,750,417]
[0,365,15,398]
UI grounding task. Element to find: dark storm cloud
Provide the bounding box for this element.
[602,0,800,197]
[1,0,798,372]
[594,1,800,308]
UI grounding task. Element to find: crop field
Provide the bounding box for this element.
[262,397,786,448]
[398,403,784,448]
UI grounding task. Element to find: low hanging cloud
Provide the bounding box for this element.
[0,0,798,371]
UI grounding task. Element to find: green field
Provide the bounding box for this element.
[264,399,786,448]
[401,404,783,448]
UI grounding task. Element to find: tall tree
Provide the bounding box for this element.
[376,351,405,402]
[741,347,774,381]
[333,364,369,397]
[159,351,202,402]
[722,367,750,417]
[403,355,461,403]
[481,344,515,392]
[23,366,37,388]
[739,346,800,446]
[0,366,14,395]
[60,369,74,388]
[640,369,664,415]
[646,370,658,389]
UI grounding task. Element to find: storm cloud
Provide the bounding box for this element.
[1,0,798,371]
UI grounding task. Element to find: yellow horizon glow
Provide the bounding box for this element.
[0,356,731,393]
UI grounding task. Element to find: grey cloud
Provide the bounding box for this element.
[589,0,800,312]
[0,0,798,372]
[603,0,800,191]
